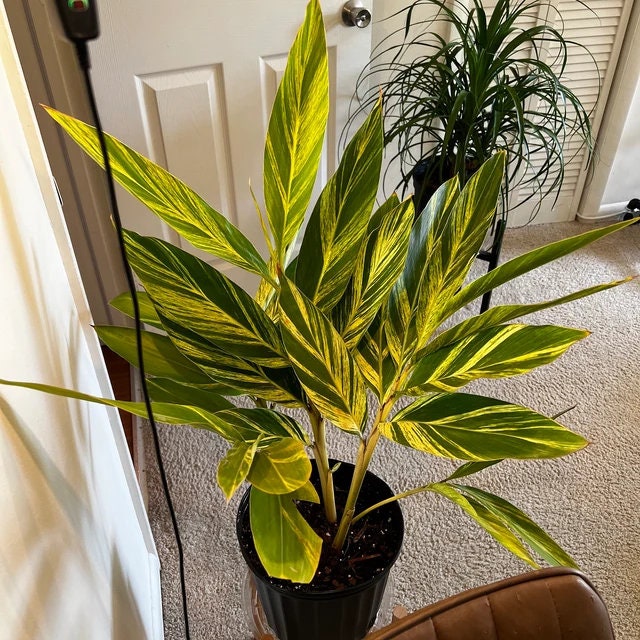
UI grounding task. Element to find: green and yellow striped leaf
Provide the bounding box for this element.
[295,100,383,311]
[123,230,287,367]
[454,485,578,567]
[366,193,400,234]
[445,460,502,481]
[146,378,237,410]
[381,392,588,461]
[0,378,244,440]
[429,483,537,566]
[411,153,505,349]
[264,0,329,261]
[407,324,589,393]
[353,317,397,399]
[335,198,414,349]
[290,480,320,503]
[279,277,367,435]
[213,408,310,446]
[45,107,271,281]
[254,256,281,320]
[418,279,630,360]
[94,325,215,385]
[157,315,304,407]
[217,441,258,501]
[248,438,312,495]
[109,291,163,330]
[386,176,460,362]
[441,217,638,322]
[250,488,322,583]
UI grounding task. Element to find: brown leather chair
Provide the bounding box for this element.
[369,567,614,640]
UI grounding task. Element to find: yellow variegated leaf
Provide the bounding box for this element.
[123,230,287,367]
[146,378,236,411]
[250,488,322,583]
[445,460,502,481]
[454,484,578,567]
[109,291,163,330]
[407,324,589,393]
[94,325,215,385]
[381,393,588,461]
[428,483,537,567]
[412,153,505,349]
[213,408,310,446]
[386,175,460,363]
[264,0,329,261]
[295,100,383,311]
[248,438,312,495]
[290,480,320,503]
[44,106,271,281]
[157,314,304,407]
[418,279,630,361]
[353,319,397,399]
[441,217,638,322]
[218,441,258,501]
[279,277,367,435]
[147,376,239,404]
[254,256,280,320]
[0,378,243,440]
[335,197,414,349]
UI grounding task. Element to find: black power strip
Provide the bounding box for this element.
[55,0,99,42]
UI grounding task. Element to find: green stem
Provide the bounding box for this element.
[351,483,434,526]
[309,405,337,523]
[331,399,394,551]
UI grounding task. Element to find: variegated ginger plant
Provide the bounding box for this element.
[1,0,634,584]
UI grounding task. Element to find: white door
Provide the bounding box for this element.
[88,1,373,290]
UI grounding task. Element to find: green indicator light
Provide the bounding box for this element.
[68,0,89,10]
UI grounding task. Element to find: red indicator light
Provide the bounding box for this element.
[68,0,89,11]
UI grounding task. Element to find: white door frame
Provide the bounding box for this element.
[4,0,127,326]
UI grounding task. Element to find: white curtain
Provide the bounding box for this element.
[0,5,161,639]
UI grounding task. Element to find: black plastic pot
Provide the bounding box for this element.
[236,460,404,640]
[412,155,480,216]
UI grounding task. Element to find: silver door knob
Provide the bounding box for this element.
[342,1,371,28]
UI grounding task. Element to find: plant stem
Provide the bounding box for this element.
[309,404,337,523]
[351,484,434,526]
[331,400,393,551]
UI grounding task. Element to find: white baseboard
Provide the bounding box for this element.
[598,201,628,216]
[576,201,627,222]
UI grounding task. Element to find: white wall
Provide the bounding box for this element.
[600,76,640,210]
[0,5,161,640]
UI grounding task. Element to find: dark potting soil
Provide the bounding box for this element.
[239,471,403,594]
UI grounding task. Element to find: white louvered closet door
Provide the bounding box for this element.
[475,0,634,225]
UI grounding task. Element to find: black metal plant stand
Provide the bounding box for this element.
[477,217,506,313]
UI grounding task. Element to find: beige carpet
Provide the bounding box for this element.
[144,221,640,639]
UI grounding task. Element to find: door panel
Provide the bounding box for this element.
[90,1,373,289]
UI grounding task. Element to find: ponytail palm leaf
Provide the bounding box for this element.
[348,0,595,219]
[1,0,634,585]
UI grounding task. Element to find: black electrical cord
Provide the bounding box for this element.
[74,41,191,640]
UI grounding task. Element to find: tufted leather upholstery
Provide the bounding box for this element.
[369,567,614,640]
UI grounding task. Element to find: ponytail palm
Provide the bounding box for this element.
[348,0,595,219]
[1,0,632,585]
